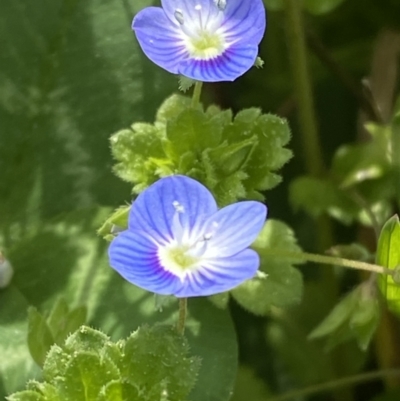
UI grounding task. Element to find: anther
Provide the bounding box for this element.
[174,9,184,25]
[214,0,226,11]
[172,200,185,213]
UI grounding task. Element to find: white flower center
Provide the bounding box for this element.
[174,4,227,60]
[158,201,217,280]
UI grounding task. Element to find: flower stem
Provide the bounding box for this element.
[283,0,325,177]
[263,249,392,276]
[176,297,188,335]
[268,369,400,401]
[191,81,203,108]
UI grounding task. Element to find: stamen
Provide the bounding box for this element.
[194,4,204,30]
[174,9,184,25]
[173,200,185,213]
[214,0,226,11]
[172,201,185,244]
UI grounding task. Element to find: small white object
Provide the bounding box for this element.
[174,9,184,25]
[0,257,14,288]
[215,0,227,11]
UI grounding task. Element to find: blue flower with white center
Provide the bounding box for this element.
[132,0,266,82]
[108,175,267,297]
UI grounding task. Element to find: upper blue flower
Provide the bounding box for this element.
[132,0,267,82]
[108,175,267,297]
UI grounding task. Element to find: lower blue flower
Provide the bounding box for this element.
[108,175,267,297]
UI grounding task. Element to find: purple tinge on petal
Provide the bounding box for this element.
[129,175,218,244]
[204,201,267,258]
[178,44,259,82]
[174,248,260,297]
[221,0,266,45]
[132,7,187,74]
[109,230,182,295]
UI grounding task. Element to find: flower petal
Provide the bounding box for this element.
[204,201,267,257]
[109,230,182,295]
[221,0,266,45]
[178,44,258,82]
[129,175,218,244]
[175,249,259,297]
[161,0,220,29]
[132,7,187,74]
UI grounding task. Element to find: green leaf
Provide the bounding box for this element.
[14,325,200,401]
[166,109,223,159]
[266,282,366,386]
[111,123,168,191]
[378,215,400,315]
[110,99,292,205]
[121,325,201,401]
[309,283,380,351]
[231,220,304,315]
[27,307,55,367]
[349,294,380,350]
[156,94,192,124]
[227,111,292,194]
[289,175,357,224]
[327,243,372,261]
[0,0,176,229]
[61,352,120,401]
[7,391,45,401]
[0,287,40,396]
[46,297,88,345]
[47,298,69,339]
[332,140,391,188]
[309,289,359,340]
[93,289,238,401]
[99,381,140,401]
[97,205,130,241]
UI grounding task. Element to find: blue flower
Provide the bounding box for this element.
[108,175,267,297]
[132,0,266,82]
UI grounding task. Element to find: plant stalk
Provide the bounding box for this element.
[176,297,188,335]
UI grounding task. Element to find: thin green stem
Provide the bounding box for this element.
[263,249,393,276]
[191,81,203,108]
[268,369,400,401]
[283,0,325,177]
[176,297,188,335]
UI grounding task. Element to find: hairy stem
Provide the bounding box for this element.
[191,81,203,108]
[176,297,188,335]
[263,249,392,276]
[268,369,400,401]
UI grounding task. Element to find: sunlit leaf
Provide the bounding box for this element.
[378,215,400,315]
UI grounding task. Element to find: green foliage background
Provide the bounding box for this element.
[1,0,400,400]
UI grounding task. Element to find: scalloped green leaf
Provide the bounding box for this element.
[13,325,200,401]
[111,122,168,190]
[165,108,223,159]
[121,325,200,401]
[109,99,292,206]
